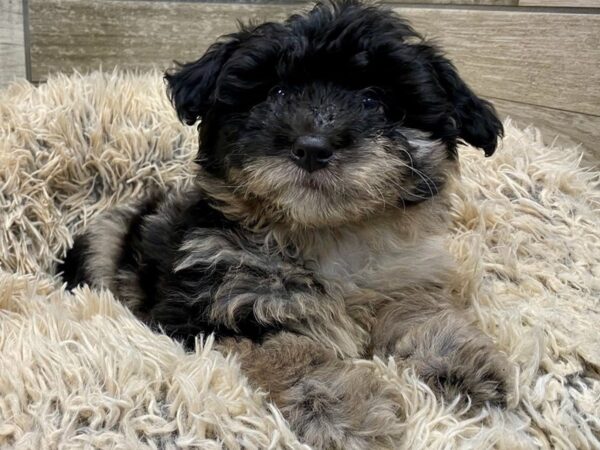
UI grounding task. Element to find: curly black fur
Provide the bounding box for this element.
[166,0,502,174]
[59,2,510,447]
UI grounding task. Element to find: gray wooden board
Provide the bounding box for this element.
[389,0,518,5]
[29,1,292,82]
[29,1,600,117]
[0,0,26,88]
[395,7,600,116]
[28,0,600,158]
[492,98,600,167]
[520,0,600,7]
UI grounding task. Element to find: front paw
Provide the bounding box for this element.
[395,319,512,408]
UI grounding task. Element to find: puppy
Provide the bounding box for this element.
[59,1,510,447]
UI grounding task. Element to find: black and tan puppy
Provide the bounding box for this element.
[59,1,510,447]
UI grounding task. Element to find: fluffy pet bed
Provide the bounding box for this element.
[0,72,598,450]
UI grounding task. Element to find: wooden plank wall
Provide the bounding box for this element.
[397,7,600,162]
[0,0,27,88]
[17,0,600,164]
[520,0,598,6]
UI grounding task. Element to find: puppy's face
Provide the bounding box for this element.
[166,0,503,227]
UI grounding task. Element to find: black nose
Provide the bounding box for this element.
[290,136,333,173]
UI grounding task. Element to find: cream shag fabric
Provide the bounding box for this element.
[0,72,599,450]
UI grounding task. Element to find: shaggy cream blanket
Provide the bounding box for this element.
[0,72,598,450]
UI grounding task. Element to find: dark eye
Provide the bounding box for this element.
[362,96,380,109]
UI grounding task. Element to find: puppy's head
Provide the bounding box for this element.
[165,0,502,227]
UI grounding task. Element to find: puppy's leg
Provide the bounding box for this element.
[219,333,405,450]
[370,289,511,408]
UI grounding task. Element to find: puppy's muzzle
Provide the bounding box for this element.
[291,135,333,173]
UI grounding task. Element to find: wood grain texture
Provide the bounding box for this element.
[28,0,292,83]
[0,0,26,88]
[388,0,518,4]
[492,98,600,167]
[29,1,600,118]
[519,0,600,7]
[394,7,600,116]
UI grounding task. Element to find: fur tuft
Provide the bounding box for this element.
[37,2,597,448]
[0,70,598,449]
[60,3,511,446]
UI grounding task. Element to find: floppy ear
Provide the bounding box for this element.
[433,58,503,156]
[165,36,243,125]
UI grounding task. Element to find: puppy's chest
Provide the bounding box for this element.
[305,230,452,296]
